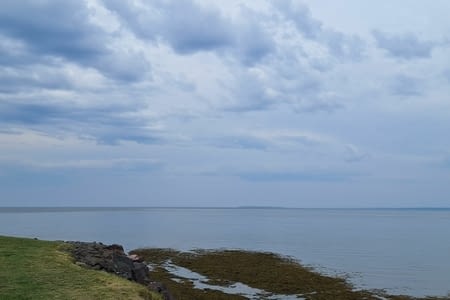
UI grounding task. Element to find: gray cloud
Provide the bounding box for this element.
[105,0,347,114]
[0,65,72,93]
[233,14,275,65]
[0,34,44,67]
[220,45,331,113]
[238,170,355,182]
[294,98,343,113]
[344,144,368,163]
[222,69,341,114]
[1,0,450,207]
[273,0,322,39]
[390,75,424,96]
[322,31,365,61]
[372,30,434,60]
[222,70,276,112]
[444,69,450,82]
[162,3,233,54]
[105,0,274,64]
[0,1,150,81]
[273,0,365,61]
[204,135,269,150]
[95,51,151,82]
[0,100,163,145]
[104,0,233,52]
[200,130,332,153]
[0,1,104,61]
[3,158,164,172]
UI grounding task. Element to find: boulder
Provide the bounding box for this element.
[67,241,175,299]
[67,241,147,282]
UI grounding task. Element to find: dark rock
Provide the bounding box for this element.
[67,241,146,282]
[67,241,175,299]
[105,244,125,252]
[133,262,149,284]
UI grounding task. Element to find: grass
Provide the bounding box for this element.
[133,248,450,300]
[0,235,162,300]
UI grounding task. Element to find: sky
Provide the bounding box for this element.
[1,0,450,207]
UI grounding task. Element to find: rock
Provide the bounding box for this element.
[132,262,149,284]
[67,241,175,299]
[67,241,147,282]
[105,244,125,252]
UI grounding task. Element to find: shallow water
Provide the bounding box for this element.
[0,207,449,297]
[160,260,303,300]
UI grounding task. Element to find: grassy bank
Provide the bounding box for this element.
[0,236,161,300]
[133,248,450,300]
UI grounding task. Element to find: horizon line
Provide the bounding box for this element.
[1,206,449,210]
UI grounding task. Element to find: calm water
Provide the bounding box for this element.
[0,207,449,297]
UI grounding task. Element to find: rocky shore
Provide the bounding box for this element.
[66,241,450,300]
[67,241,175,300]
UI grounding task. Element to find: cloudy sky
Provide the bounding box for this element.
[1,0,450,207]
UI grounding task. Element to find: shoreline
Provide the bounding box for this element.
[132,248,449,300]
[1,206,449,296]
[2,235,449,300]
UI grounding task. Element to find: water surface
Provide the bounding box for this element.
[0,207,449,297]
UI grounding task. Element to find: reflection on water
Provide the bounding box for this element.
[1,207,449,297]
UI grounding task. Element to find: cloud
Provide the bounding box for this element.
[204,135,269,150]
[238,170,354,182]
[273,0,322,39]
[104,0,352,114]
[220,53,331,113]
[159,1,234,54]
[294,98,343,113]
[389,74,424,96]
[322,31,365,61]
[202,129,328,151]
[344,144,368,163]
[201,130,352,160]
[0,1,150,81]
[104,0,234,53]
[0,158,163,190]
[0,1,104,60]
[0,33,40,67]
[221,68,277,112]
[0,100,163,145]
[105,0,274,64]
[442,156,450,169]
[0,65,73,93]
[273,0,365,61]
[444,69,450,82]
[11,158,163,171]
[372,30,435,60]
[232,11,275,65]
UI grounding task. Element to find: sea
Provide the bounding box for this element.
[0,207,449,297]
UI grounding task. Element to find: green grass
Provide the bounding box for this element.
[0,236,162,300]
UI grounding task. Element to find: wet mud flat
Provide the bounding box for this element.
[131,248,450,300]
